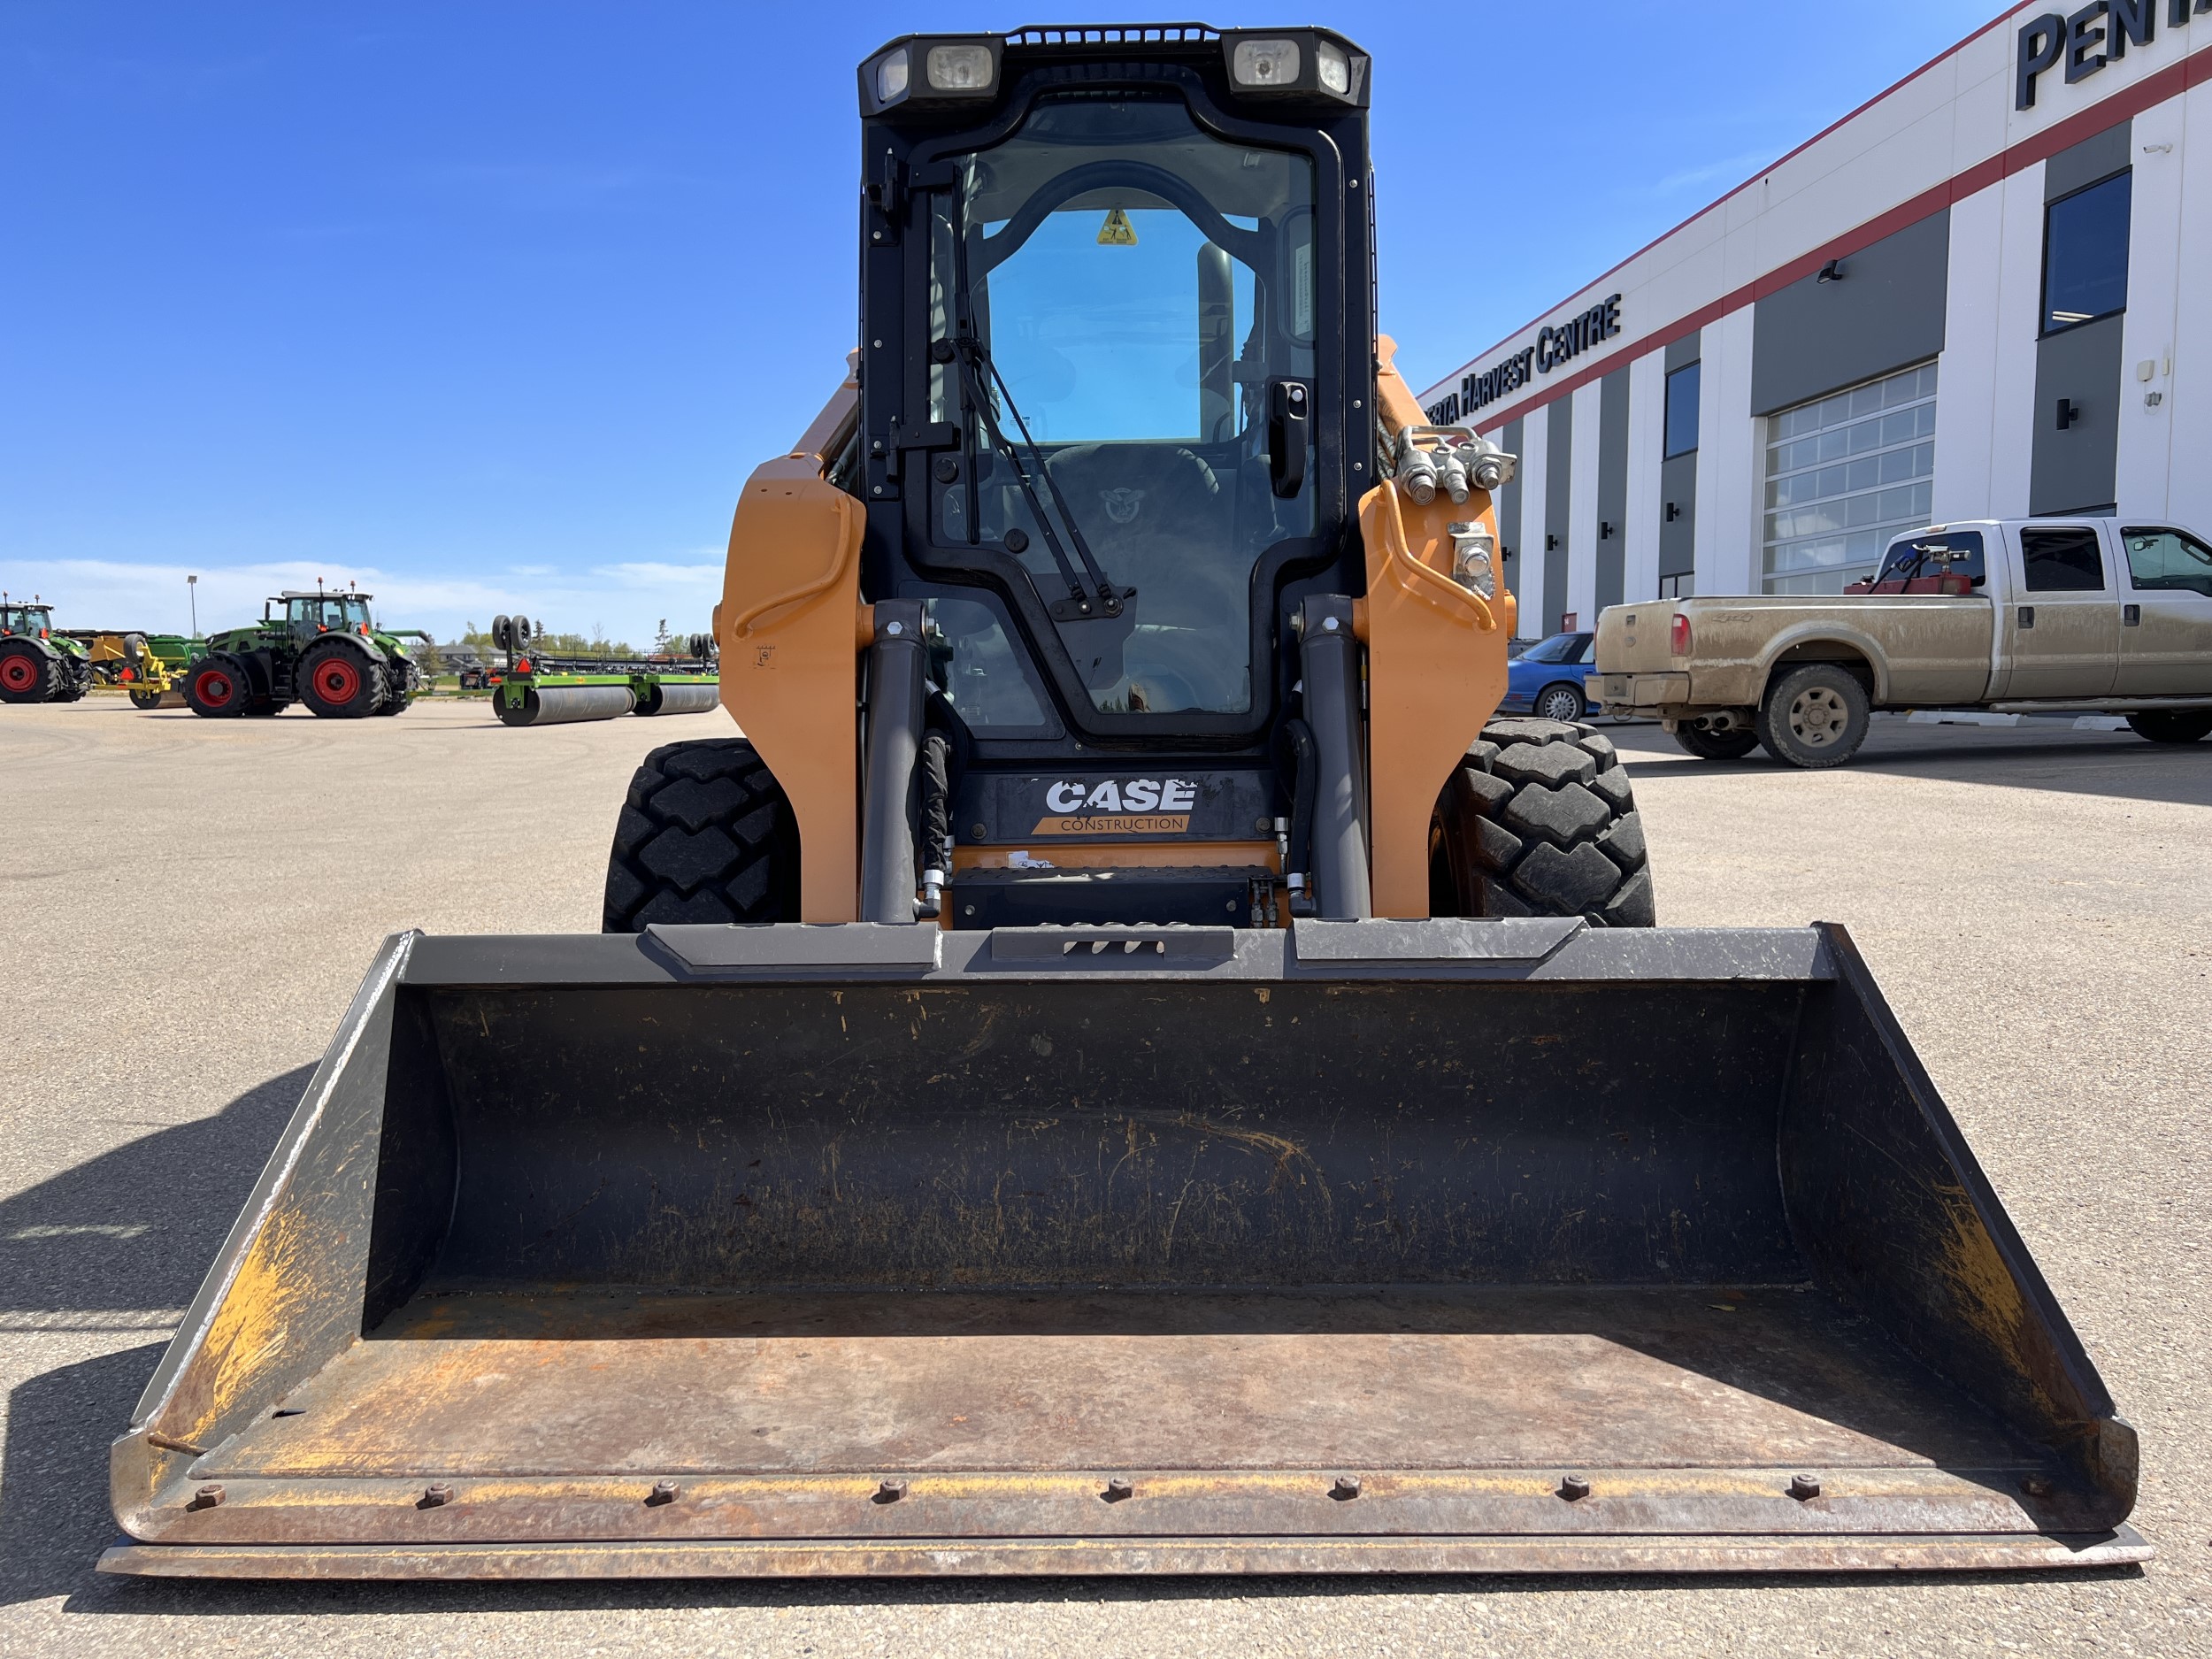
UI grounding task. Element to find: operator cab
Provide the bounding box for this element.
[856,27,1371,747]
[277,592,375,634]
[0,603,53,638]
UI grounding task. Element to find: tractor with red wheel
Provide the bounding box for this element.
[183,588,422,719]
[0,597,93,705]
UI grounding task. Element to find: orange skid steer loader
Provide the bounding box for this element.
[103,25,2143,1580]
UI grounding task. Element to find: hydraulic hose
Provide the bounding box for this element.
[917,731,952,918]
[1279,717,1318,913]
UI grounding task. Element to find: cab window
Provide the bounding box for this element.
[2121,527,2212,598]
[2018,526,2107,593]
[1878,530,1985,587]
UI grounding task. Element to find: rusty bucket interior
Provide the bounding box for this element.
[102,924,2146,1578]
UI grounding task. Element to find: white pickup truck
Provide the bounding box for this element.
[1593,517,2212,766]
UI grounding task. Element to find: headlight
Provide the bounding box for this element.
[860,36,1000,115]
[1220,30,1368,104]
[1231,38,1299,88]
[1316,41,1350,96]
[926,43,991,92]
[874,47,910,104]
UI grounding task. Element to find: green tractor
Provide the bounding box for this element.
[184,588,421,719]
[0,596,94,705]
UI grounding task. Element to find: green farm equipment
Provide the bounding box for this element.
[183,589,422,720]
[0,597,94,704]
[485,613,718,726]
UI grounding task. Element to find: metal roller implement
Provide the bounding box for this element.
[636,680,719,717]
[498,684,636,726]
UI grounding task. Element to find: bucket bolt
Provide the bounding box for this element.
[188,1483,225,1511]
[1788,1473,1823,1501]
[2021,1474,2055,1499]
[1557,1474,1591,1502]
[419,1483,455,1509]
[1102,1477,1133,1503]
[647,1480,681,1507]
[874,1478,908,1504]
[1329,1475,1362,1502]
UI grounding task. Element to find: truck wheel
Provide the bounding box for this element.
[184,657,247,718]
[1757,664,1870,769]
[603,738,801,931]
[1533,681,1586,722]
[1674,725,1760,761]
[0,641,53,703]
[300,642,382,718]
[1430,718,1655,926]
[2126,710,2212,744]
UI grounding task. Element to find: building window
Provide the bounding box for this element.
[2041,171,2131,334]
[1663,363,1700,457]
[1658,572,1694,599]
[1761,361,1937,594]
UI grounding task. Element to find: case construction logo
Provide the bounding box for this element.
[1033,778,1199,835]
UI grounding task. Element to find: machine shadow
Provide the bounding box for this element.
[0,1066,316,1320]
[64,1559,2141,1618]
[0,1068,315,1607]
[1614,727,2212,809]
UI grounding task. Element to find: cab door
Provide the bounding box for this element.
[1995,523,2120,699]
[2114,526,2212,695]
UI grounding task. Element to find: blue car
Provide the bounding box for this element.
[1502,630,1600,721]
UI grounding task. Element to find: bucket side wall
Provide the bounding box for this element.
[1779,929,2136,1522]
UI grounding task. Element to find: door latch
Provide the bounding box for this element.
[2124,603,2141,626]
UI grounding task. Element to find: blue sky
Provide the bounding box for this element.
[2,2,1999,643]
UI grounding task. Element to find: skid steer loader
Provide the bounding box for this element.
[103,24,2145,1580]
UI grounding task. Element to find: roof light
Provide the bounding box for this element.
[1231,39,1299,88]
[1316,40,1350,96]
[875,47,910,104]
[926,43,991,92]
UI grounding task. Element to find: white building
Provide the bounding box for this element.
[1419,4,2212,632]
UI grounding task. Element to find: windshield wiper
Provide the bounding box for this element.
[943,195,1125,622]
[946,338,1125,619]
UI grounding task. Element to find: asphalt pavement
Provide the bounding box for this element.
[2,696,2208,1656]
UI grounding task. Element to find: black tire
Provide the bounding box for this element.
[373,660,418,714]
[603,738,802,931]
[1673,724,1760,761]
[1757,664,1870,769]
[0,640,54,703]
[56,657,91,701]
[299,641,383,718]
[1430,717,1655,926]
[1532,680,1586,723]
[2126,710,2212,744]
[127,688,165,710]
[184,655,248,718]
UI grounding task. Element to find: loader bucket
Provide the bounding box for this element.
[103,919,2146,1579]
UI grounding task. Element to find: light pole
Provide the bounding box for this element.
[187,574,197,638]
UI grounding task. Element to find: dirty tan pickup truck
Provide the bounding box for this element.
[1593,517,2212,766]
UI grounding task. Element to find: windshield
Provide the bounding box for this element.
[930,94,1317,716]
[1,606,50,634]
[288,596,373,630]
[1520,632,1593,664]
